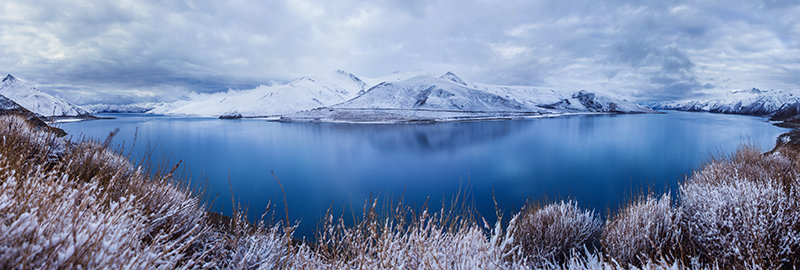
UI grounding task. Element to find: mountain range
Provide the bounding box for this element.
[140,71,653,122]
[280,72,653,123]
[1,71,659,123]
[652,88,800,116]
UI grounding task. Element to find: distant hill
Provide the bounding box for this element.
[653,88,800,116]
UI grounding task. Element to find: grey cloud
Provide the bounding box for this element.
[607,40,712,100]
[0,0,798,104]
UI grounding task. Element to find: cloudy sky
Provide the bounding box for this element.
[1,0,798,104]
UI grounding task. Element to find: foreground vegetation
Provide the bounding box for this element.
[1,114,799,269]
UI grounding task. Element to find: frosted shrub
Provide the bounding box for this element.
[0,115,221,268]
[513,200,602,265]
[680,147,800,268]
[602,193,679,267]
[211,213,290,269]
[681,178,800,267]
[292,200,527,269]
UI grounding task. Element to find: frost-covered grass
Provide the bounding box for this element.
[2,114,800,269]
[0,115,290,269]
[677,146,800,268]
[513,201,602,266]
[601,193,680,267]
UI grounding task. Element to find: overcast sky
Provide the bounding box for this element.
[1,0,799,104]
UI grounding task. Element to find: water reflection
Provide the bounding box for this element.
[301,120,523,152]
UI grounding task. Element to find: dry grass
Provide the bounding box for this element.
[3,113,800,269]
[601,193,679,267]
[678,145,800,268]
[512,201,602,266]
[0,114,290,269]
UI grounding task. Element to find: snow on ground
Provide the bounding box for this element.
[360,70,435,87]
[0,74,90,117]
[653,88,800,115]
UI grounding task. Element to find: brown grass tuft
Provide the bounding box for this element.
[601,193,679,267]
[512,200,602,265]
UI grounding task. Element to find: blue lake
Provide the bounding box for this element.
[59,111,789,238]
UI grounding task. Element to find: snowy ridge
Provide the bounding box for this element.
[149,70,367,117]
[653,88,800,115]
[337,75,528,112]
[281,72,654,123]
[440,71,468,86]
[81,102,164,113]
[0,74,90,117]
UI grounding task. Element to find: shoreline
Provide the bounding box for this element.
[3,111,799,268]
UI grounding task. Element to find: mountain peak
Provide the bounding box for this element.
[2,74,17,83]
[440,72,467,86]
[335,69,367,86]
[731,87,765,94]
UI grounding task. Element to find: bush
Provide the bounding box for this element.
[601,193,679,267]
[679,146,800,268]
[512,200,602,265]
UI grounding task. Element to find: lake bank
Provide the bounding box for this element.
[59,111,788,238]
[4,112,800,268]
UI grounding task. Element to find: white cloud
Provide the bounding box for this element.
[0,0,798,104]
[490,43,531,59]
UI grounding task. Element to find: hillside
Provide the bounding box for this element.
[149,70,367,117]
[0,74,90,118]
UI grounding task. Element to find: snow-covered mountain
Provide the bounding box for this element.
[82,102,164,113]
[653,88,800,115]
[281,73,654,123]
[0,94,67,136]
[149,70,367,117]
[336,75,528,112]
[0,74,90,117]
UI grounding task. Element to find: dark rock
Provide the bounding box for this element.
[2,74,16,83]
[219,112,243,119]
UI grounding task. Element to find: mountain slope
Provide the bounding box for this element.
[0,94,66,136]
[653,88,800,115]
[0,74,90,117]
[281,73,654,123]
[337,75,528,112]
[150,70,367,117]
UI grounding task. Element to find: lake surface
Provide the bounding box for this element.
[59,111,789,238]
